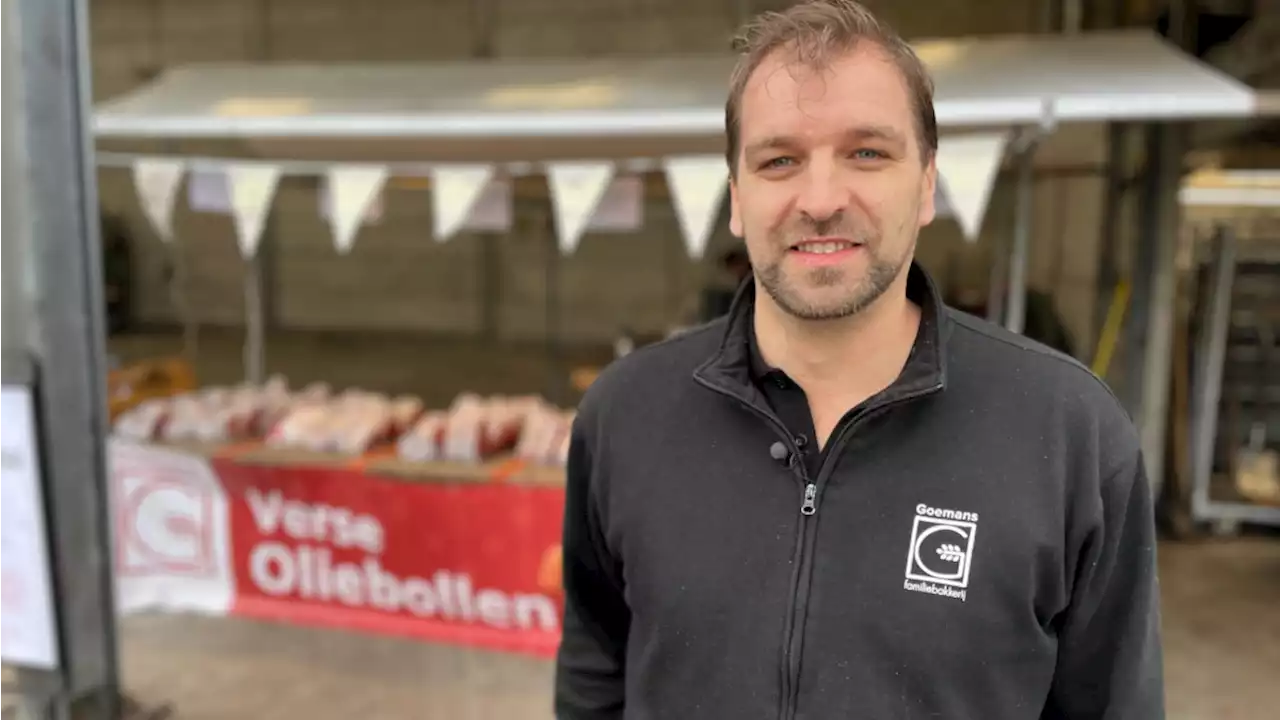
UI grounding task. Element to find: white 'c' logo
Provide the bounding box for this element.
[134,485,204,563]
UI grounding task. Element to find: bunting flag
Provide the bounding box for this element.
[132,158,186,241]
[935,132,1010,241]
[114,149,1025,257]
[430,165,495,242]
[547,161,615,254]
[463,176,514,233]
[662,156,729,260]
[587,176,645,232]
[325,165,388,254]
[226,163,282,259]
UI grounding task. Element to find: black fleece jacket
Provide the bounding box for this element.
[554,263,1164,720]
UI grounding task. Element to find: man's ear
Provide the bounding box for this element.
[918,155,937,227]
[729,177,744,238]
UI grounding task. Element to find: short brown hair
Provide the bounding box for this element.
[724,0,938,174]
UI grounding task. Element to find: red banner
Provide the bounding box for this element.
[111,441,566,659]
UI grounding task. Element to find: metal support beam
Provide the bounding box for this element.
[1004,139,1038,334]
[4,0,121,717]
[244,255,267,384]
[1133,0,1197,495]
[1133,120,1186,498]
[1094,122,1128,363]
[1190,226,1234,519]
[1062,0,1083,33]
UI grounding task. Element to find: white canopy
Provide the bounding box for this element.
[93,28,1264,257]
[95,29,1258,155]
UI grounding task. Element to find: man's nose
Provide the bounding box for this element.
[794,162,846,223]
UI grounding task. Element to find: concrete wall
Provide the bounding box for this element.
[90,0,1107,353]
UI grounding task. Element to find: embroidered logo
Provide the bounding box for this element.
[903,503,978,602]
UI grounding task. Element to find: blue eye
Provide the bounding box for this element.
[762,157,795,169]
[853,149,884,160]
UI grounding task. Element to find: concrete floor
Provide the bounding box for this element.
[110,537,1278,720]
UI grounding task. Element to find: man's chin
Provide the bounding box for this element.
[771,288,872,322]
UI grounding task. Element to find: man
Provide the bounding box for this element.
[554,2,1164,718]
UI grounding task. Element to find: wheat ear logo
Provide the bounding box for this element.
[904,503,979,598]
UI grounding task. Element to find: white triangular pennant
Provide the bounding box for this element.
[935,132,1009,241]
[547,162,614,254]
[325,165,388,254]
[430,165,495,242]
[227,163,282,258]
[662,156,729,260]
[462,177,513,233]
[132,158,186,241]
[587,176,645,232]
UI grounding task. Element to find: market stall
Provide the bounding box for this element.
[110,383,571,657]
[92,28,1262,656]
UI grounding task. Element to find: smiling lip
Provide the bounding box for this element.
[788,237,862,267]
[790,237,861,254]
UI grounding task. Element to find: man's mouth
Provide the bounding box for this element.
[789,238,861,255]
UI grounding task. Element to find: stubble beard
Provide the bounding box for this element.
[755,239,909,321]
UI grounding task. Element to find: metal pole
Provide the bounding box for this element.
[544,204,567,406]
[985,182,1008,325]
[4,0,121,715]
[1095,123,1127,360]
[3,13,35,354]
[1061,0,1082,34]
[1190,226,1234,520]
[244,254,266,384]
[1122,134,1156,415]
[1004,140,1037,334]
[1133,0,1195,494]
[1135,121,1184,495]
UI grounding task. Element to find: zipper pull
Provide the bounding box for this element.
[801,483,818,516]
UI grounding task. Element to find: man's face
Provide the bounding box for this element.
[729,43,936,321]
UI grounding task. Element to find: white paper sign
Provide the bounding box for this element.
[547,162,615,254]
[132,158,186,241]
[1,386,60,670]
[325,165,388,254]
[663,156,729,260]
[936,132,1009,241]
[587,175,644,232]
[431,165,495,242]
[227,164,283,258]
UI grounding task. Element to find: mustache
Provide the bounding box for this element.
[783,215,878,243]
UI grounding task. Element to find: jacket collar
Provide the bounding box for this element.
[693,261,950,405]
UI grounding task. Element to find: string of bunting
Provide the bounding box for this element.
[111,131,1009,261]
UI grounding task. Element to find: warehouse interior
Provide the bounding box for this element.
[3,0,1278,718]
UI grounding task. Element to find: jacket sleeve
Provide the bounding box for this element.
[1045,444,1165,720]
[554,414,630,720]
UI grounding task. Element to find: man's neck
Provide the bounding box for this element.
[753,271,921,402]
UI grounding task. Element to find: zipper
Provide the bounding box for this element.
[776,381,945,720]
[800,483,817,515]
[695,373,943,720]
